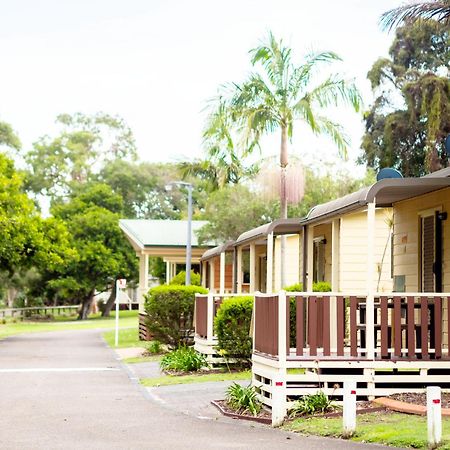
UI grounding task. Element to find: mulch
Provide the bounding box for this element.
[390,392,450,408]
[211,400,272,424]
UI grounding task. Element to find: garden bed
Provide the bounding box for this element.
[211,400,272,424]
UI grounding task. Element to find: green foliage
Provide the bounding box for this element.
[169,270,201,286]
[361,22,450,175]
[160,346,207,372]
[214,296,253,364]
[225,383,262,416]
[284,282,332,292]
[288,392,334,417]
[144,284,207,348]
[0,121,21,151]
[197,185,277,243]
[146,340,163,355]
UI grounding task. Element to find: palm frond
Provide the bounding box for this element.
[380,1,450,31]
[315,117,350,158]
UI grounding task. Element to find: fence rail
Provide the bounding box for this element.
[0,305,80,319]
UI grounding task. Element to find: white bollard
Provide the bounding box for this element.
[271,378,287,427]
[343,381,357,437]
[427,386,442,448]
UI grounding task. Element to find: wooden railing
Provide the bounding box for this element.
[0,305,80,319]
[194,293,252,341]
[253,292,450,362]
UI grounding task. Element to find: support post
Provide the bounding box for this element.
[427,386,442,448]
[210,259,216,293]
[343,381,357,437]
[219,252,226,294]
[302,226,308,291]
[138,253,149,313]
[366,201,376,359]
[307,226,314,292]
[331,219,340,351]
[201,261,207,288]
[266,232,274,293]
[236,247,242,294]
[249,243,256,293]
[272,290,287,427]
[165,260,171,284]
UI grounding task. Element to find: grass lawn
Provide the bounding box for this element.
[102,327,142,348]
[141,370,252,387]
[0,310,138,340]
[283,411,450,449]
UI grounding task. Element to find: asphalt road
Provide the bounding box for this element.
[0,329,394,450]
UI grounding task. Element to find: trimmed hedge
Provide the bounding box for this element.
[169,270,201,286]
[214,296,253,365]
[144,284,207,348]
[284,281,332,292]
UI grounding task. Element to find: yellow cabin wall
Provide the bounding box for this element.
[313,224,332,284]
[339,208,393,294]
[393,187,450,292]
[274,234,301,291]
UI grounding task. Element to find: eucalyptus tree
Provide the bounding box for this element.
[207,32,361,285]
[381,0,450,30]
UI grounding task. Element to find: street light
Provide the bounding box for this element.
[165,181,193,285]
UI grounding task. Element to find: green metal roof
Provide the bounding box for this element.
[119,219,212,249]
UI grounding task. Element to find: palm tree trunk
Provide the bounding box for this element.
[280,125,288,288]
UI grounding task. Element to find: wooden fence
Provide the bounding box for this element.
[0,305,79,319]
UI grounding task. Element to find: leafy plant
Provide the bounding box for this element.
[160,346,208,372]
[146,340,163,354]
[226,383,262,416]
[284,281,332,292]
[288,391,335,417]
[214,296,253,365]
[169,270,201,286]
[144,284,207,348]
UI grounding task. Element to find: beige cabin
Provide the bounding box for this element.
[200,241,234,293]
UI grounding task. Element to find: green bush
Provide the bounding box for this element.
[144,284,207,348]
[226,383,262,416]
[146,340,163,354]
[169,270,201,286]
[160,346,208,372]
[288,391,335,417]
[215,296,253,365]
[283,281,332,292]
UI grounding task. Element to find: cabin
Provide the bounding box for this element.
[200,241,234,294]
[251,174,450,425]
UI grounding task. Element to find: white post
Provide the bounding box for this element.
[266,232,274,293]
[249,243,256,293]
[138,253,149,313]
[115,280,120,347]
[165,260,171,284]
[331,219,340,352]
[201,261,207,288]
[219,252,226,294]
[366,201,376,359]
[343,381,357,437]
[206,293,214,342]
[307,226,314,291]
[210,259,216,293]
[427,386,442,448]
[272,290,287,427]
[237,247,243,293]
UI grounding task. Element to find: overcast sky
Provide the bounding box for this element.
[0,0,402,172]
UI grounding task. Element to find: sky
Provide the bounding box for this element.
[0,0,403,173]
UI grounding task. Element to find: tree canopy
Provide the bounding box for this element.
[360,22,450,176]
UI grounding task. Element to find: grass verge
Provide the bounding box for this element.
[123,355,162,364]
[102,327,141,348]
[141,370,251,387]
[283,411,450,449]
[0,310,138,339]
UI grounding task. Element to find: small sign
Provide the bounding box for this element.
[117,279,127,289]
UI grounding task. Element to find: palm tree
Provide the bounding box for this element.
[209,32,361,286]
[381,0,450,30]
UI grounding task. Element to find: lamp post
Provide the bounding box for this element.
[165,181,193,285]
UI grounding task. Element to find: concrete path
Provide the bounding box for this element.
[0,329,394,449]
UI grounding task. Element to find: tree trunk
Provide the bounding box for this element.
[280,125,288,288]
[101,282,117,317]
[6,288,17,308]
[78,290,95,320]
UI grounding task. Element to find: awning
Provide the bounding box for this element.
[235,218,302,246]
[200,241,235,261]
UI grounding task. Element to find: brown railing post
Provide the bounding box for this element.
[296,296,304,356]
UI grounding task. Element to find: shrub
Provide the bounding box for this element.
[283,281,332,292]
[226,383,262,416]
[288,391,334,417]
[146,340,163,354]
[160,346,207,372]
[169,270,201,286]
[214,296,253,365]
[144,284,207,348]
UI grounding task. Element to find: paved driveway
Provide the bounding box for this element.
[0,329,394,449]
